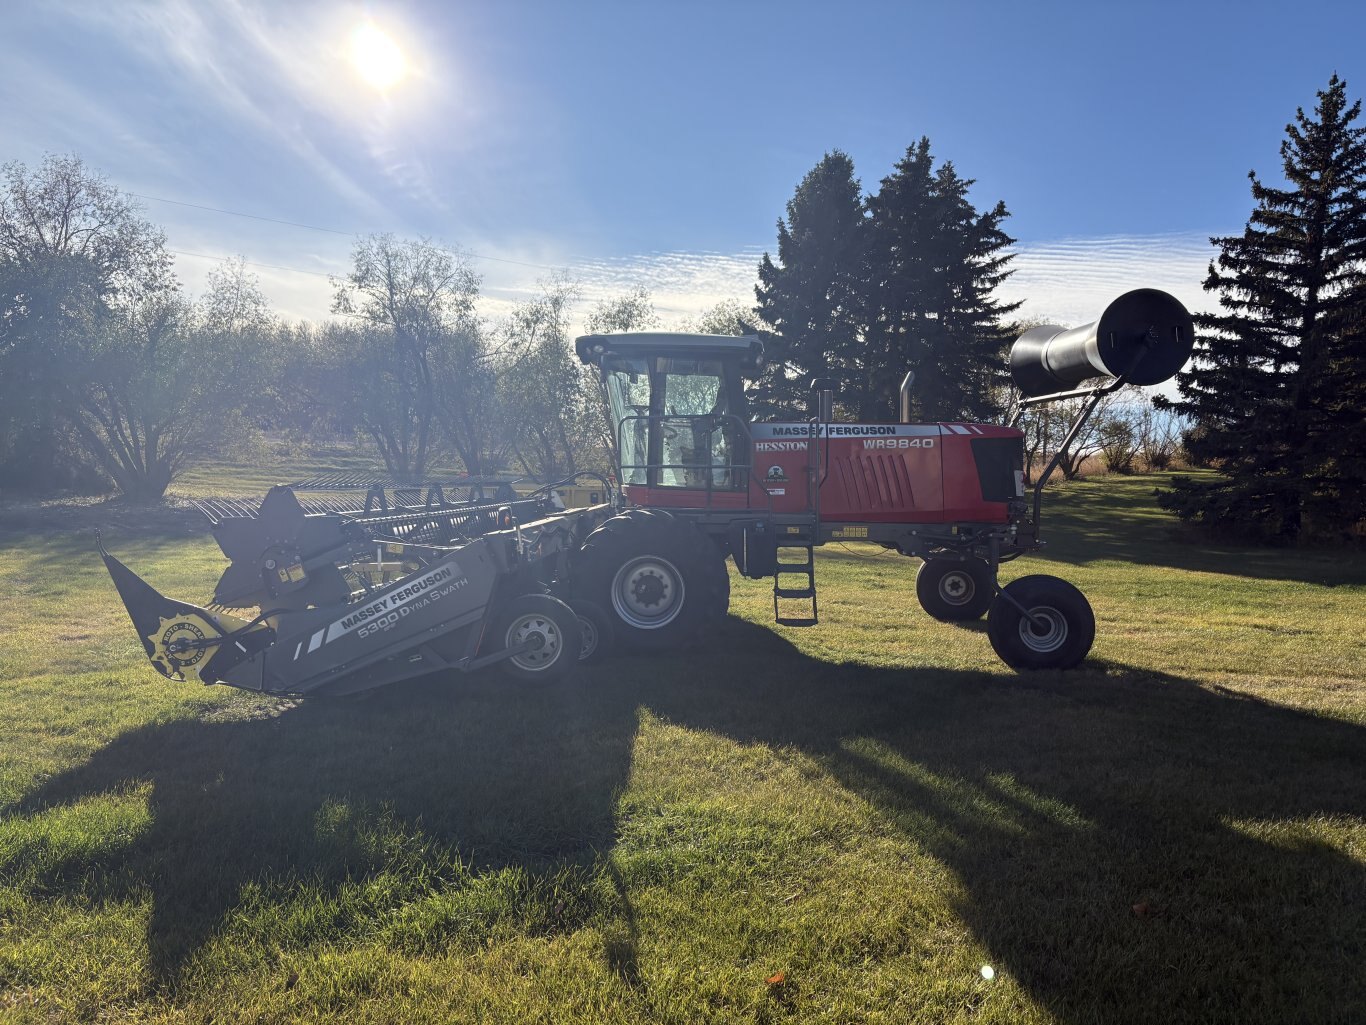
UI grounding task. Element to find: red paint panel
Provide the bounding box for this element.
[624,421,1022,526]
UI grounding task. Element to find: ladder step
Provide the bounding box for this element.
[773,536,817,626]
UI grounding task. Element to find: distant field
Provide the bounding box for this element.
[1,471,1363,1023]
[168,438,390,498]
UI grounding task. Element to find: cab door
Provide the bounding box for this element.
[604,355,753,509]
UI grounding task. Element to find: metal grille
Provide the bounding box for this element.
[356,499,543,546]
[193,477,526,524]
[192,492,379,521]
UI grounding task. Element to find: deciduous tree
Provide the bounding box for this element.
[332,235,480,480]
[498,280,602,480]
[0,156,274,500]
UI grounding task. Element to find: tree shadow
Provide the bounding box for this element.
[1027,475,1366,586]
[9,616,1365,1022]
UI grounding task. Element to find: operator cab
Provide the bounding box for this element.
[575,333,763,494]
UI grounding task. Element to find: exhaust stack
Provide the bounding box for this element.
[899,371,915,423]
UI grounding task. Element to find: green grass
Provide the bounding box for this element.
[1,471,1363,1023]
[168,438,387,499]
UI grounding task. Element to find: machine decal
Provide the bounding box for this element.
[755,441,809,452]
[862,438,935,450]
[752,423,942,440]
[290,568,474,656]
[765,465,789,482]
[322,564,461,644]
[832,526,869,538]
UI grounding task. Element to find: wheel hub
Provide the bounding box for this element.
[506,613,562,671]
[631,571,668,607]
[939,570,973,604]
[1018,606,1067,653]
[612,556,685,629]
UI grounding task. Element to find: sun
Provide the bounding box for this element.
[349,21,407,90]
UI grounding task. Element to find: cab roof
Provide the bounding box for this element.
[574,333,764,371]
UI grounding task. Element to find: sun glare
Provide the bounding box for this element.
[349,21,407,90]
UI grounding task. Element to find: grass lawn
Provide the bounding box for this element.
[1,471,1363,1023]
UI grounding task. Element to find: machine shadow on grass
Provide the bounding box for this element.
[9,616,1366,1022]
[7,678,645,991]
[633,620,1366,1023]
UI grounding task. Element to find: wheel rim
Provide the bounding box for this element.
[1017,606,1068,653]
[576,613,599,660]
[611,556,685,629]
[938,569,975,606]
[505,612,564,672]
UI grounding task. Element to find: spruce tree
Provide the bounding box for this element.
[1158,75,1366,541]
[859,138,1018,422]
[753,152,867,417]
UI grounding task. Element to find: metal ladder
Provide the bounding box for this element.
[773,528,818,627]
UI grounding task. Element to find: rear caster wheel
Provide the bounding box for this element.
[916,558,994,621]
[570,599,615,664]
[491,594,581,683]
[987,575,1095,670]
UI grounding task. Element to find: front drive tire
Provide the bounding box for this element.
[986,575,1095,671]
[915,558,994,621]
[575,512,729,652]
[491,594,582,683]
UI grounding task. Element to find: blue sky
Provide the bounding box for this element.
[4,0,1364,326]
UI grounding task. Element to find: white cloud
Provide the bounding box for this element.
[1002,232,1214,325]
[166,230,1218,338]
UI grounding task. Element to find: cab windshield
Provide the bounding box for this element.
[602,356,743,489]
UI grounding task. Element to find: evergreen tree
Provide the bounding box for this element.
[1158,75,1366,541]
[859,138,1018,422]
[753,152,866,417]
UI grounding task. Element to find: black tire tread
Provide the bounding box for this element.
[574,513,729,651]
[986,574,1095,671]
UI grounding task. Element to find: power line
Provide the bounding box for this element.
[133,191,569,272]
[169,248,569,303]
[170,248,335,278]
[131,193,354,237]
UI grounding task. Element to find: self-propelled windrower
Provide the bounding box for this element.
[103,289,1193,695]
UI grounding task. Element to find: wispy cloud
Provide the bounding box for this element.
[169,230,1216,337]
[1002,232,1214,324]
